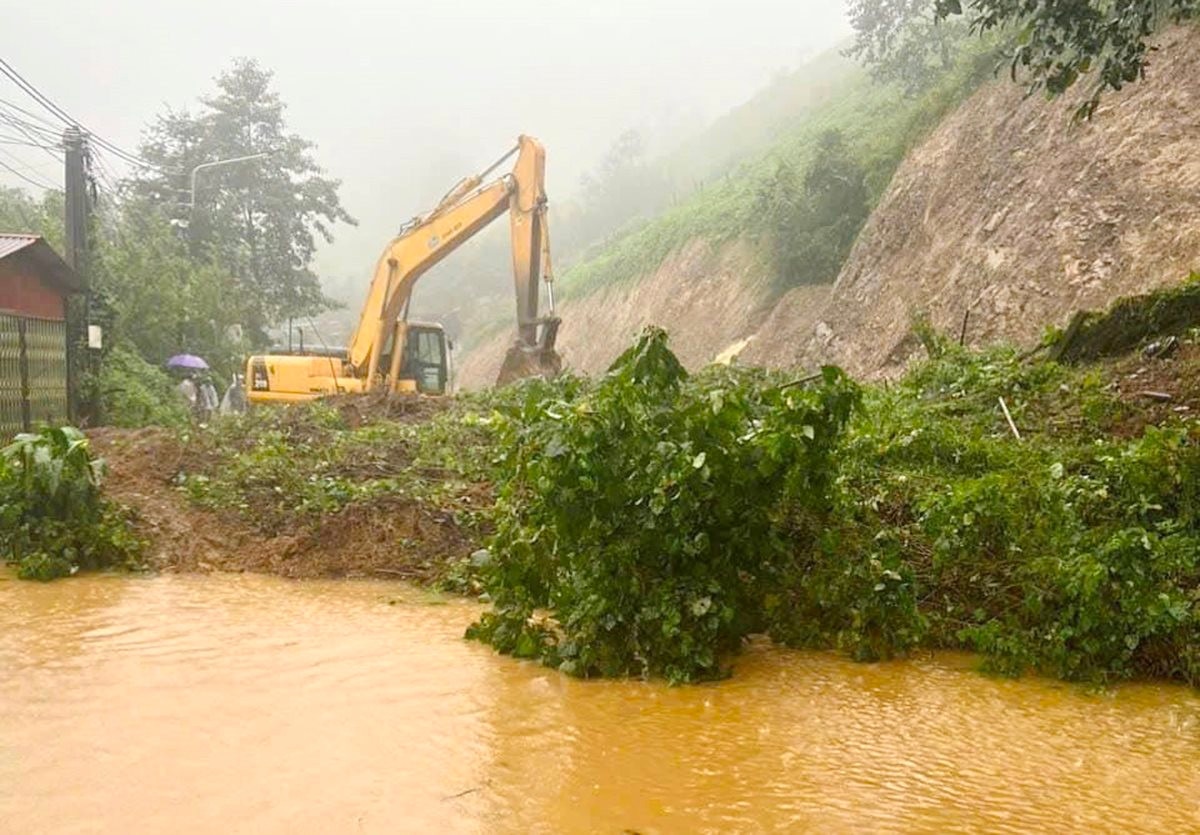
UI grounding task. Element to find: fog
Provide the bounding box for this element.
[4,0,849,280]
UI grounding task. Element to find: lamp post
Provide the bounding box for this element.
[186,153,269,215]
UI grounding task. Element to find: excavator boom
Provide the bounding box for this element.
[347,134,560,389]
[248,135,561,404]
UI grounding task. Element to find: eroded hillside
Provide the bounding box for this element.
[745,25,1200,375]
[459,240,777,386]
[461,27,1200,386]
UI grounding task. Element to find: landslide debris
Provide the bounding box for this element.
[90,393,490,582]
[90,308,1200,686]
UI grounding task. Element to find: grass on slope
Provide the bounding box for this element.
[558,41,998,303]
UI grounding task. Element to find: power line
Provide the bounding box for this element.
[0,95,59,129]
[0,107,59,140]
[0,135,62,151]
[0,58,76,125]
[0,57,176,173]
[0,153,57,191]
[0,108,64,164]
[89,148,123,200]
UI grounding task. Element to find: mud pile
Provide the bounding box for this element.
[90,418,478,582]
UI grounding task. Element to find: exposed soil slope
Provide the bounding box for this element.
[742,26,1200,375]
[462,27,1200,384]
[458,239,778,387]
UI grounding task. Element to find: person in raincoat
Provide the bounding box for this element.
[220,373,247,415]
[197,376,220,421]
[177,373,198,413]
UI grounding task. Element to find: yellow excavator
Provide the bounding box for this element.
[246,135,561,404]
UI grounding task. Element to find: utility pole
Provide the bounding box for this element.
[63,127,89,277]
[63,126,90,423]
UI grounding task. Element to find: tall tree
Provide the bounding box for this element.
[90,198,244,369]
[0,186,64,250]
[849,0,1200,117]
[845,0,968,94]
[133,58,355,341]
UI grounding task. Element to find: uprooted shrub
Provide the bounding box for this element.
[0,426,142,581]
[467,327,860,682]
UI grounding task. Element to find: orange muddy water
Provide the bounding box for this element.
[2,572,1199,834]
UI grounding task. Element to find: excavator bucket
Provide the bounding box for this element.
[496,344,562,386]
[495,320,562,386]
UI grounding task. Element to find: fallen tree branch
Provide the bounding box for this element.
[998,397,1022,441]
[1135,390,1172,402]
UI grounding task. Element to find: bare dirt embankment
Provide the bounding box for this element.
[744,26,1200,376]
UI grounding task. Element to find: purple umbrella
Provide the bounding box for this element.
[166,354,209,371]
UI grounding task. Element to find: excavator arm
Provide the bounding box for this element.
[346,135,560,389]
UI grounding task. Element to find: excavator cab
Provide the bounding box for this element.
[391,321,449,395]
[246,321,450,404]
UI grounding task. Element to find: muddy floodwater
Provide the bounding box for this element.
[3,573,1199,834]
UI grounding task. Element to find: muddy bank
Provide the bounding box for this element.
[90,424,478,582]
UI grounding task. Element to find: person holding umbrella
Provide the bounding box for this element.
[167,354,210,419]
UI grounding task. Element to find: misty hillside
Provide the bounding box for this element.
[312,46,865,354]
[458,37,992,385]
[741,25,1200,375]
[461,26,1200,387]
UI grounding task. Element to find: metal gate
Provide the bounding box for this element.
[0,312,68,437]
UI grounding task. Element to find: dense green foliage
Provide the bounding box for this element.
[89,345,189,429]
[755,130,871,290]
[852,0,1199,118]
[0,427,141,580]
[133,58,355,337]
[459,323,1200,685]
[0,186,64,251]
[91,202,248,376]
[824,333,1200,682]
[468,328,860,682]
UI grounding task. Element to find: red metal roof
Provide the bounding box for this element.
[0,233,39,261]
[0,233,81,292]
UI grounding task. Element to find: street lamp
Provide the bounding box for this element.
[186,153,269,215]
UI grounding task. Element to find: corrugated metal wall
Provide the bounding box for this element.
[0,312,68,437]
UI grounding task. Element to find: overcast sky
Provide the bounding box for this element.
[2,0,850,276]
